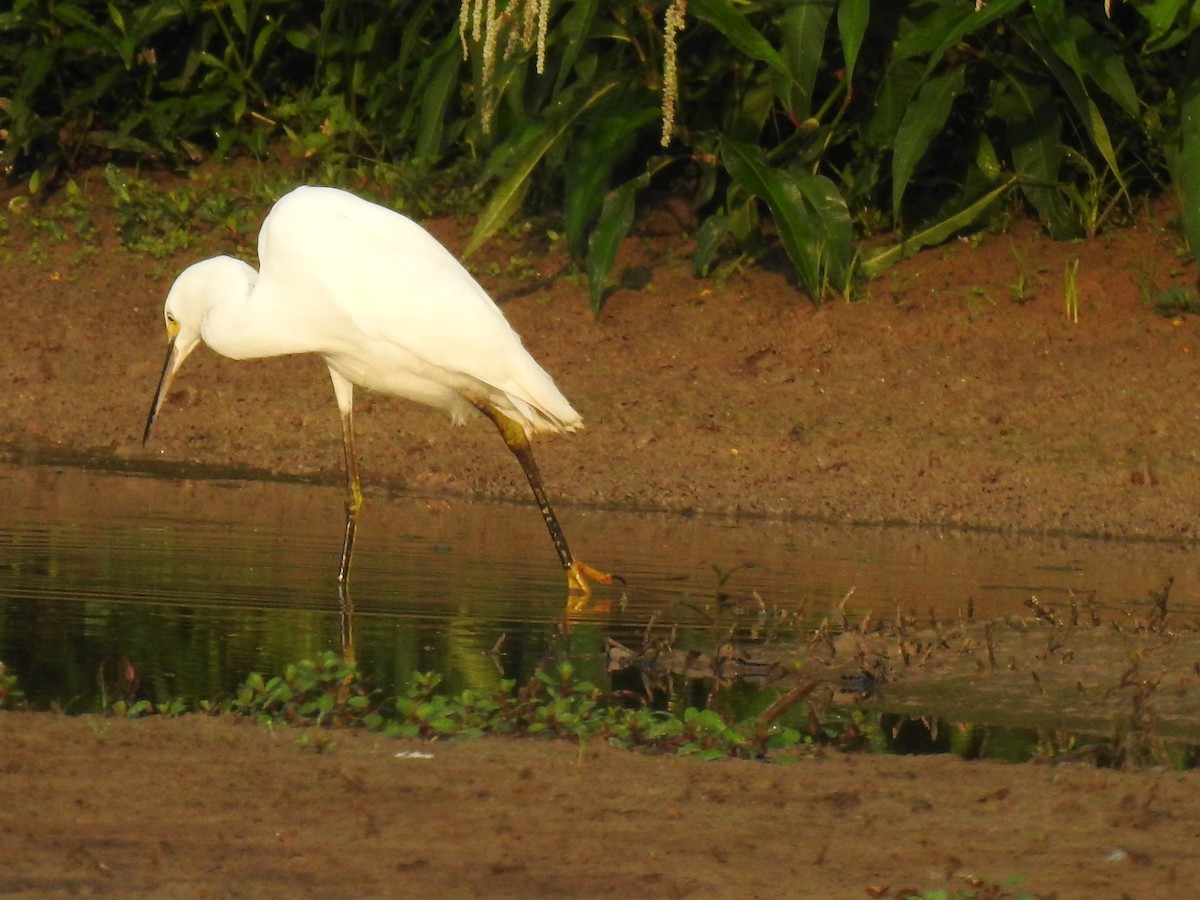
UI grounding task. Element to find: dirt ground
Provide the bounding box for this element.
[3,170,1200,897]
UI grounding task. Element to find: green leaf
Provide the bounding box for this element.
[556,0,600,90]
[1076,23,1139,118]
[1016,22,1129,199]
[994,76,1079,239]
[414,33,462,160]
[1177,33,1200,262]
[565,98,659,257]
[862,177,1018,277]
[465,80,619,258]
[690,0,786,71]
[586,158,673,315]
[694,213,729,277]
[893,0,1022,67]
[779,2,833,121]
[1138,0,1200,51]
[891,66,965,222]
[722,138,852,301]
[1029,0,1083,73]
[865,58,923,145]
[228,0,248,35]
[837,0,869,80]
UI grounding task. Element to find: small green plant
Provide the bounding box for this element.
[1148,284,1200,317]
[230,653,381,729]
[1007,245,1035,304]
[1064,258,1080,323]
[1060,146,1129,239]
[0,663,23,710]
[220,656,805,761]
[897,875,1030,900]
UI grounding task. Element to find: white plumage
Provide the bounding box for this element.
[144,186,610,598]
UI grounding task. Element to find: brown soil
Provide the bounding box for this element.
[3,170,1200,897]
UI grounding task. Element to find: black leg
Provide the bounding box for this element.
[471,399,612,598]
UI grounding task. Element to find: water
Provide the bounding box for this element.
[3,461,1200,750]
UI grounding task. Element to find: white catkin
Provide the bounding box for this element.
[660,0,686,148]
[471,0,485,42]
[536,0,550,75]
[459,0,472,59]
[481,0,499,131]
[459,0,556,132]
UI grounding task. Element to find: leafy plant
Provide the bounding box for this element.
[2,0,1198,309]
[230,653,382,728]
[0,663,23,710]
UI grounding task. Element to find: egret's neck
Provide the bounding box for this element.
[200,269,324,361]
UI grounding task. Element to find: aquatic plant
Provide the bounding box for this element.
[223,653,804,761]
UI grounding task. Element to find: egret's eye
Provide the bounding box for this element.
[166,312,177,325]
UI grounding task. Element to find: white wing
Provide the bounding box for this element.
[256,187,580,433]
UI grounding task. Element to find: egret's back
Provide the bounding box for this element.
[256,187,580,434]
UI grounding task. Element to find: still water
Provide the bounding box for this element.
[3,461,1200,723]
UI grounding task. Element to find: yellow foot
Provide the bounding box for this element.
[566,561,618,600]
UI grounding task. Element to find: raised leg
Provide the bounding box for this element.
[472,400,613,599]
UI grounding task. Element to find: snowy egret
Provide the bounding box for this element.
[143,185,612,598]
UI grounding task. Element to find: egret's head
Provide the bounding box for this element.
[143,256,255,444]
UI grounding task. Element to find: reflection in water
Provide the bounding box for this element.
[3,462,1200,745]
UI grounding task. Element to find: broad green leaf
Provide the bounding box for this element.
[1136,0,1197,52]
[994,76,1079,239]
[1017,24,1128,198]
[414,34,462,160]
[107,3,124,34]
[1076,19,1139,118]
[1030,0,1083,74]
[1177,33,1200,262]
[228,0,248,35]
[51,4,101,33]
[694,213,730,277]
[780,2,834,121]
[251,20,278,65]
[556,0,600,91]
[862,178,1018,277]
[893,0,1022,68]
[465,81,619,258]
[865,58,923,145]
[891,66,965,222]
[586,156,674,314]
[722,138,852,300]
[587,179,638,316]
[838,0,869,79]
[564,100,659,256]
[690,0,786,71]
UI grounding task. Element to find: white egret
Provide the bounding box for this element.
[143,185,612,598]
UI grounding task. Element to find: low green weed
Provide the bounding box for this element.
[0,664,23,710]
[225,653,804,761]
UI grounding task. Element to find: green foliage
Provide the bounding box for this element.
[1148,283,1200,316]
[230,653,382,729]
[0,666,23,710]
[220,655,806,761]
[1,1,1197,307]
